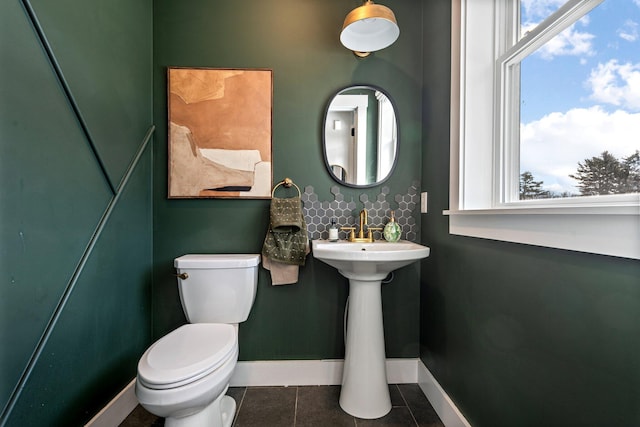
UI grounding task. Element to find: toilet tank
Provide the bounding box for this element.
[174,254,260,324]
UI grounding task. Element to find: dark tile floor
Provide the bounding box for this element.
[120,384,444,427]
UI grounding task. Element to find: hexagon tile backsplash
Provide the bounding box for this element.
[301,182,420,242]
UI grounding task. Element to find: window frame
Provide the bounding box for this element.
[446,0,640,260]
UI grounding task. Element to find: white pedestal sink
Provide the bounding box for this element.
[311,240,430,419]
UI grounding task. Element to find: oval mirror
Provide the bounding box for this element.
[322,85,399,187]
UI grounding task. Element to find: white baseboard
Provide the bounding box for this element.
[84,379,137,427]
[230,358,418,386]
[89,359,471,427]
[417,361,472,427]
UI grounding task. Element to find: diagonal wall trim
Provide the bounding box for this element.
[19,0,116,194]
[0,126,154,427]
[118,126,155,193]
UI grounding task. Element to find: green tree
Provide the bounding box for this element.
[569,151,621,196]
[569,151,626,196]
[519,171,550,199]
[619,150,640,194]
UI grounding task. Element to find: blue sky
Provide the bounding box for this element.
[518,0,640,195]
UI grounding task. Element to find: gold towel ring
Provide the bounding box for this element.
[271,177,301,198]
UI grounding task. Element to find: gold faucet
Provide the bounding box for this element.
[341,209,382,242]
[359,209,368,239]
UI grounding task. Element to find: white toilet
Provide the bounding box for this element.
[135,254,260,427]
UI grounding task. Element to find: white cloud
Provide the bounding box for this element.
[521,107,640,193]
[522,20,596,60]
[617,19,639,42]
[521,0,566,20]
[541,25,595,59]
[587,60,640,111]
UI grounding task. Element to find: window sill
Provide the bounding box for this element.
[444,207,639,259]
[444,204,638,216]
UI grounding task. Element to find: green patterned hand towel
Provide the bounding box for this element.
[262,196,308,266]
[269,196,304,232]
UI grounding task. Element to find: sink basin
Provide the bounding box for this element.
[311,240,430,280]
[311,239,430,419]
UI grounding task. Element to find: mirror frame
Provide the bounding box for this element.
[322,84,400,188]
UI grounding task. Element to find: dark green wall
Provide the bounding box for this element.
[152,0,425,360]
[420,1,640,427]
[4,0,636,425]
[1,0,153,425]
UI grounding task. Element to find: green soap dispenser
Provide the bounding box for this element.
[383,210,402,242]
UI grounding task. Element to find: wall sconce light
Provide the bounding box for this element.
[340,0,399,58]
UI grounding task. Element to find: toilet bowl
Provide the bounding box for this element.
[135,254,260,427]
[136,324,236,421]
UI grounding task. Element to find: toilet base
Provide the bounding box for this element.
[165,392,236,427]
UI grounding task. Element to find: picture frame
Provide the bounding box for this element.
[167,67,273,199]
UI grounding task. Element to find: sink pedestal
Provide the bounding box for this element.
[340,278,390,419]
[310,240,430,420]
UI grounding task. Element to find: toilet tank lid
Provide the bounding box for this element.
[175,254,260,269]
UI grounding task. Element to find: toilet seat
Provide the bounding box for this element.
[137,323,236,390]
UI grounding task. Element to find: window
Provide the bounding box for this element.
[447,0,640,259]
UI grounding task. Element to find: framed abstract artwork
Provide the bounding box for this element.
[167,67,273,198]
